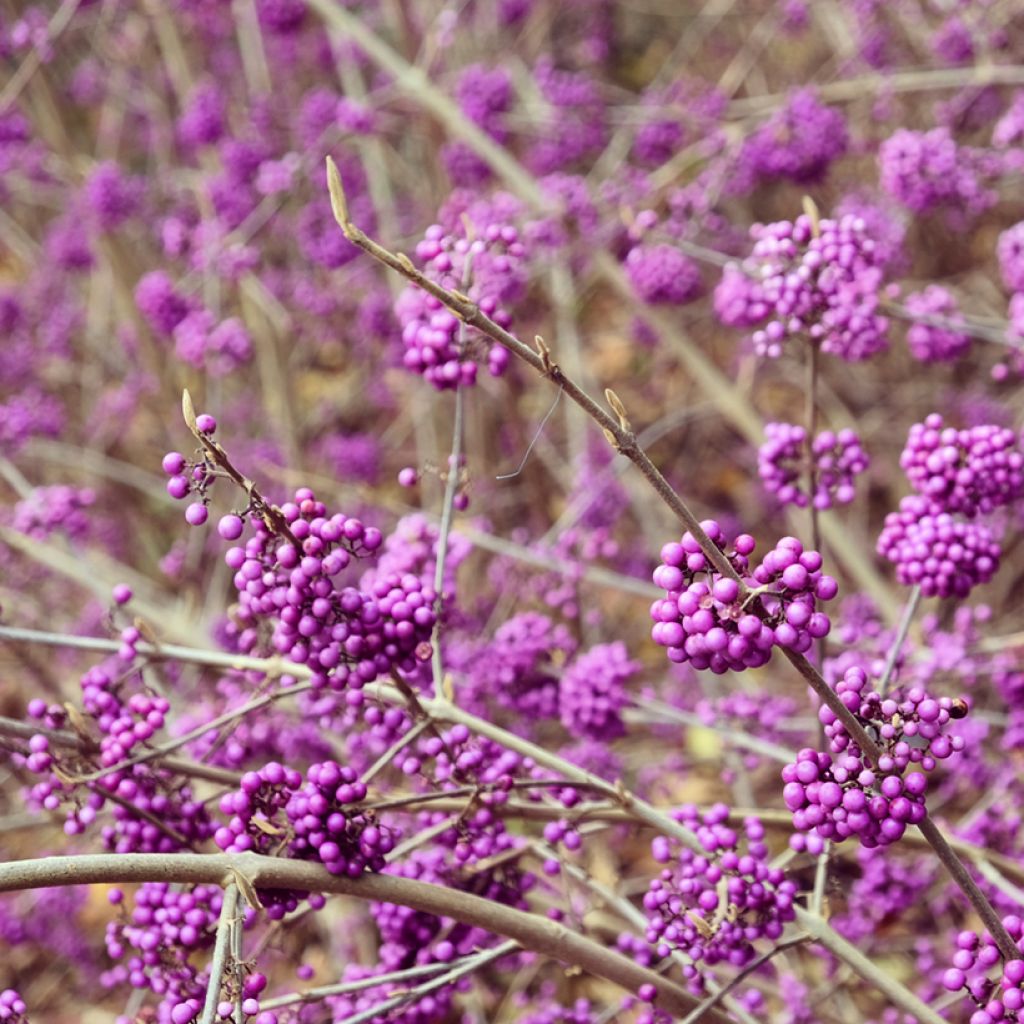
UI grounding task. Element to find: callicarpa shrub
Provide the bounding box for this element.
[4,3,1024,1024]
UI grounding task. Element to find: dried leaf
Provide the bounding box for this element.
[229,870,263,911]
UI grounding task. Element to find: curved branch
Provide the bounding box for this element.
[0,852,727,1024]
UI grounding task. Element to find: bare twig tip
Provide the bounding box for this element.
[802,195,821,237]
[182,389,198,433]
[325,156,350,233]
[604,388,630,431]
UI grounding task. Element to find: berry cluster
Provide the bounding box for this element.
[941,924,1024,1022]
[171,309,252,376]
[715,212,889,361]
[903,286,972,362]
[559,641,638,740]
[624,244,702,305]
[459,612,576,720]
[650,522,837,673]
[782,667,966,847]
[0,990,27,1023]
[900,414,1024,517]
[641,805,796,970]
[221,487,437,690]
[395,220,525,388]
[998,221,1024,292]
[215,760,393,913]
[23,670,211,852]
[103,882,245,1022]
[758,422,869,509]
[879,127,996,221]
[739,88,849,185]
[877,494,1001,598]
[160,412,219,527]
[9,484,95,541]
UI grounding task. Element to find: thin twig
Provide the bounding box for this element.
[259,958,474,1012]
[332,940,519,1024]
[430,319,468,702]
[678,934,811,1024]
[200,883,239,1024]
[878,585,922,698]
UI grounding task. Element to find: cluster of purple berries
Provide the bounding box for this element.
[714,212,889,361]
[783,667,966,847]
[9,484,95,541]
[941,924,1024,1023]
[758,422,869,509]
[624,243,702,305]
[739,88,849,186]
[103,882,242,1022]
[900,414,1024,517]
[650,522,837,673]
[0,990,27,1023]
[641,805,796,970]
[877,494,1002,598]
[558,641,638,740]
[879,127,997,221]
[395,221,525,388]
[23,673,211,852]
[160,412,219,527]
[903,286,972,362]
[222,488,436,690]
[215,760,392,911]
[998,221,1024,292]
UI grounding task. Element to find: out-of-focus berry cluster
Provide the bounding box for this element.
[396,220,525,388]
[758,422,869,509]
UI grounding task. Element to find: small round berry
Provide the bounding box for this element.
[397,467,418,487]
[167,475,190,500]
[218,514,244,540]
[195,413,217,433]
[112,583,133,605]
[162,451,187,475]
[185,502,209,526]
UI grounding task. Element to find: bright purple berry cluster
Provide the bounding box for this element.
[998,222,1024,292]
[23,671,211,852]
[715,212,889,361]
[739,88,848,185]
[9,484,95,540]
[103,882,244,1022]
[783,666,966,847]
[641,805,796,971]
[159,413,219,528]
[900,414,1024,517]
[941,923,1024,1022]
[172,310,252,376]
[0,990,27,1023]
[879,127,996,220]
[558,641,638,740]
[758,422,869,509]
[395,220,526,388]
[903,285,972,362]
[215,760,393,902]
[877,494,1001,598]
[624,244,702,305]
[651,522,837,673]
[220,488,438,690]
